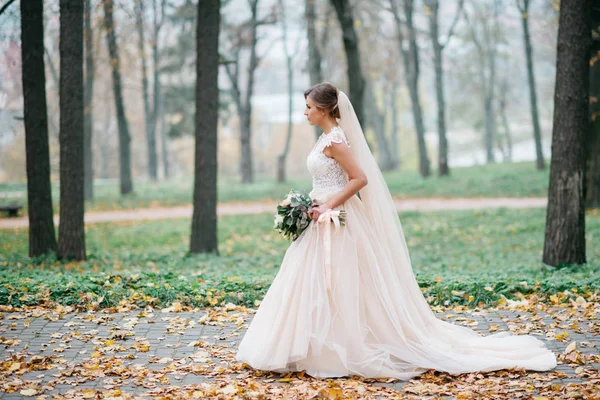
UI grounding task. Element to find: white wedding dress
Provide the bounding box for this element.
[235,94,557,380]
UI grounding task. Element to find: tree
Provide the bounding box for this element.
[464,0,501,164]
[102,0,134,194]
[517,0,545,170]
[424,0,463,176]
[543,0,591,266]
[305,0,323,141]
[134,0,158,181]
[58,0,86,260]
[497,76,514,161]
[330,0,366,127]
[83,0,95,200]
[390,0,430,177]
[586,5,600,209]
[20,0,57,257]
[223,0,273,183]
[277,0,302,182]
[190,0,220,253]
[151,0,167,179]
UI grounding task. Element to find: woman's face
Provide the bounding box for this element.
[304,96,324,126]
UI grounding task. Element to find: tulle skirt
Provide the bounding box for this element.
[234,194,557,380]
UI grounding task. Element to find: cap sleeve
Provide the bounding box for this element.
[322,126,350,148]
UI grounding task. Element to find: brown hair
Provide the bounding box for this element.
[304,82,340,119]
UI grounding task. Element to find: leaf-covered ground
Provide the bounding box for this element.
[1,208,598,310]
[1,208,599,398]
[0,161,549,213]
[0,300,599,399]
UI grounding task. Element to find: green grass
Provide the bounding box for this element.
[1,207,597,310]
[0,162,549,214]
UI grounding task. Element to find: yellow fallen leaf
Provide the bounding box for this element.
[19,389,37,396]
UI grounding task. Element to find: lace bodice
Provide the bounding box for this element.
[306,125,350,203]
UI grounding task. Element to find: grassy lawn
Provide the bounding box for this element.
[1,207,597,310]
[0,162,549,213]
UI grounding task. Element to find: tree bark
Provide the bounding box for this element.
[586,8,600,208]
[20,0,57,257]
[58,0,86,260]
[425,0,461,176]
[390,82,400,169]
[466,0,499,164]
[306,0,323,141]
[498,79,514,162]
[518,0,545,170]
[83,0,94,201]
[277,0,294,183]
[151,0,164,180]
[159,95,170,178]
[391,0,430,177]
[190,0,220,254]
[543,0,590,266]
[239,0,261,184]
[366,85,394,170]
[102,0,133,195]
[134,0,158,181]
[330,0,366,127]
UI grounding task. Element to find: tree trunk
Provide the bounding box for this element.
[543,0,590,266]
[366,85,394,170]
[499,84,514,162]
[484,95,496,162]
[20,0,57,257]
[102,0,133,195]
[150,0,162,181]
[428,1,449,176]
[391,0,430,177]
[519,0,545,170]
[83,0,94,201]
[239,0,260,184]
[159,95,170,178]
[277,0,294,183]
[190,0,220,254]
[305,0,323,141]
[58,0,86,261]
[586,10,600,208]
[330,0,366,127]
[134,0,158,181]
[390,82,400,169]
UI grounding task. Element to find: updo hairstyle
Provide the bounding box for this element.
[304,82,340,119]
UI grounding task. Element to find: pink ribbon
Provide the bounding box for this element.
[317,209,342,291]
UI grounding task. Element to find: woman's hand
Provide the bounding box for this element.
[308,203,331,222]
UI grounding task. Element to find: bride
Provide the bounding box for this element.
[235,82,557,380]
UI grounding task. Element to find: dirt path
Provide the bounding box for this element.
[0,197,547,230]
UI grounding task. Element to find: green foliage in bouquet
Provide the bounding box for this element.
[274,190,313,241]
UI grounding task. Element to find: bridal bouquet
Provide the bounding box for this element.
[274,190,346,241]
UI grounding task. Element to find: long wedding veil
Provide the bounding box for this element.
[337,90,433,312]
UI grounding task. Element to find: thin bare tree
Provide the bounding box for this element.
[83,0,95,200]
[102,0,134,194]
[330,0,366,127]
[424,0,464,176]
[390,0,430,177]
[464,0,501,164]
[516,0,545,170]
[277,0,303,182]
[305,0,323,141]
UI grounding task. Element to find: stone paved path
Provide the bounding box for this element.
[0,305,595,399]
[0,197,547,230]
